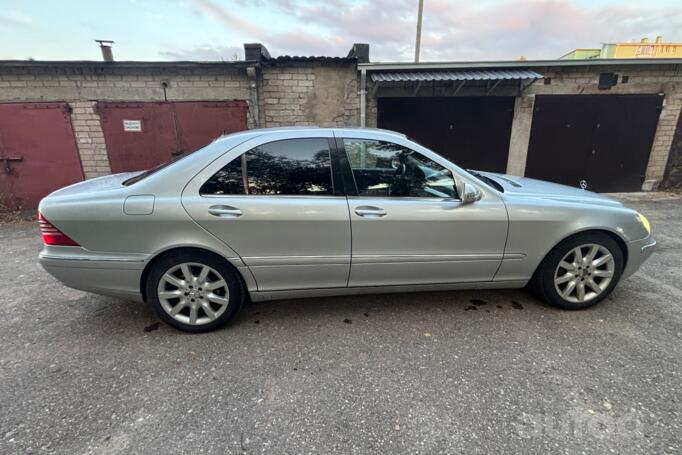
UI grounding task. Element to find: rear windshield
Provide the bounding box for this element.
[122,153,188,186]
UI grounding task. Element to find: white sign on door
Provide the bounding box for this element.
[123,119,142,132]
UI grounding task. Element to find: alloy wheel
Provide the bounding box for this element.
[157,262,230,326]
[553,243,615,304]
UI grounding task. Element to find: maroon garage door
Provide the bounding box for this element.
[97,101,248,173]
[0,102,84,209]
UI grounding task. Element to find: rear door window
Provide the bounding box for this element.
[200,138,334,196]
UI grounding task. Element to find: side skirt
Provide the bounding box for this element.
[249,280,529,302]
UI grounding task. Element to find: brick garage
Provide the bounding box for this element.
[363,60,682,191]
[1,42,681,208]
[0,62,253,182]
[0,43,364,207]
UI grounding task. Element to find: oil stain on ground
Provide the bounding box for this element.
[465,299,488,311]
[511,301,524,310]
[143,322,161,332]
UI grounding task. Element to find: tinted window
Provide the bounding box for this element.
[344,139,457,198]
[200,138,333,196]
[199,155,244,195]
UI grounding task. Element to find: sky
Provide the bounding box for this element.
[1,0,681,62]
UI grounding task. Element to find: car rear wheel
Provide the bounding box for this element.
[531,232,624,310]
[146,251,245,332]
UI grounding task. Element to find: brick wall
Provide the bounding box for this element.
[506,94,535,176]
[0,66,250,103]
[260,62,358,128]
[661,104,682,189]
[645,93,681,186]
[70,101,110,178]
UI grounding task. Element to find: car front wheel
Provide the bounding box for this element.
[531,232,624,310]
[146,251,245,332]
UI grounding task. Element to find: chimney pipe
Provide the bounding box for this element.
[95,40,115,62]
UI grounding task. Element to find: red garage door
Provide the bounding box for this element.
[0,103,84,209]
[98,101,248,173]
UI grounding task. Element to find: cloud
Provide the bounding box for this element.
[167,0,682,62]
[159,44,243,61]
[188,0,263,36]
[0,10,35,29]
[418,0,682,60]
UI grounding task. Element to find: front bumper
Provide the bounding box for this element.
[39,246,146,302]
[622,235,656,279]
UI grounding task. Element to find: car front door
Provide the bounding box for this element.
[182,131,350,291]
[337,133,508,287]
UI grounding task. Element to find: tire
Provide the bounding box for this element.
[530,232,624,310]
[146,250,245,332]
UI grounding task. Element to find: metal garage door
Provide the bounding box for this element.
[525,95,663,192]
[98,101,248,173]
[0,103,84,209]
[378,97,514,173]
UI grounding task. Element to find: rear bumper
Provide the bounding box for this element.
[622,235,656,279]
[39,246,145,302]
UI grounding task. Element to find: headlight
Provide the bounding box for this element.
[637,213,651,235]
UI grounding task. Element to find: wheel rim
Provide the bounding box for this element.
[157,262,230,326]
[554,243,615,304]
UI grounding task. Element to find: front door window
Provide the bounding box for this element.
[343,139,457,199]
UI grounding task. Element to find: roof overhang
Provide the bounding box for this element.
[370,69,543,82]
[368,69,543,96]
[359,57,682,71]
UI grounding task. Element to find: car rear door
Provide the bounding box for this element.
[182,130,351,291]
[335,131,508,287]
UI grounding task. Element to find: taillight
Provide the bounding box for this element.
[38,212,80,246]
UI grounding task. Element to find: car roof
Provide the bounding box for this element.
[213,126,406,145]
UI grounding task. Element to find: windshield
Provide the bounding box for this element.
[466,170,504,193]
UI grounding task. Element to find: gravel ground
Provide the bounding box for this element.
[0,194,680,454]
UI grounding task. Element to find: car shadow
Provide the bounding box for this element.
[248,287,546,316]
[73,287,550,335]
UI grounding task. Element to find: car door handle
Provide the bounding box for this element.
[354,206,387,218]
[208,205,243,218]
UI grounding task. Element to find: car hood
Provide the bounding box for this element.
[479,171,623,207]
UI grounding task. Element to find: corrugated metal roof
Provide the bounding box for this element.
[360,58,682,71]
[371,69,543,82]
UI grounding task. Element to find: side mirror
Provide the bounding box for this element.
[461,182,482,204]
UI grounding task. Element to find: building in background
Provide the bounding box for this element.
[1,41,682,209]
[559,48,601,60]
[561,36,682,60]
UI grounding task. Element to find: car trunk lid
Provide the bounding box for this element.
[45,172,141,198]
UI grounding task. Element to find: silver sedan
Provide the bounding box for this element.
[39,128,656,332]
